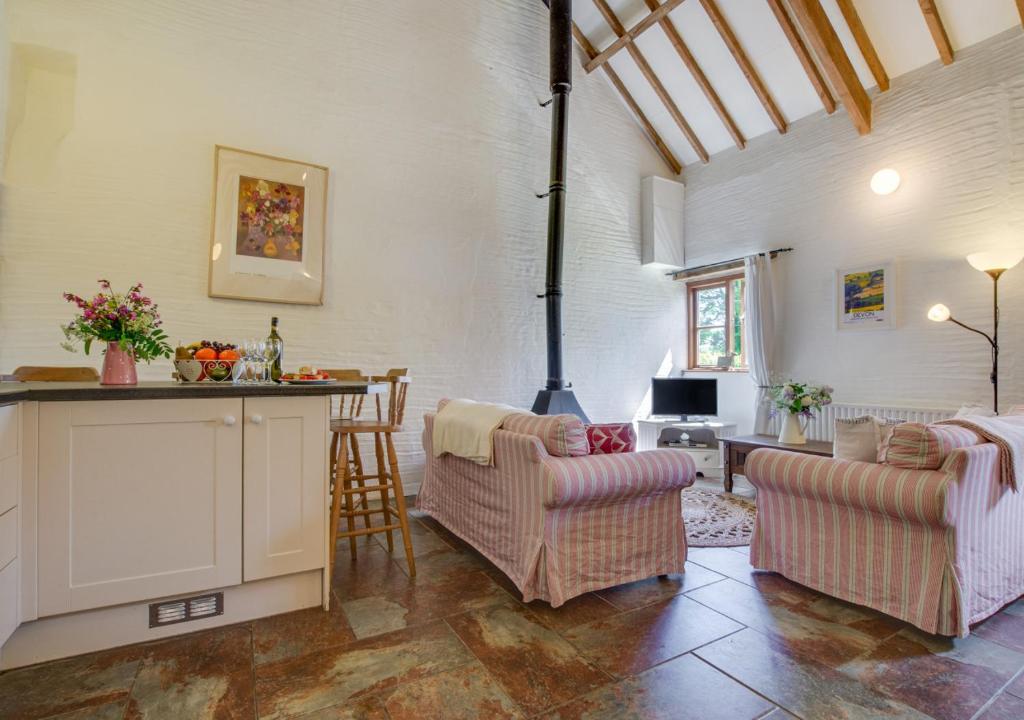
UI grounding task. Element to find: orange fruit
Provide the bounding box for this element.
[218,349,239,361]
[194,347,217,360]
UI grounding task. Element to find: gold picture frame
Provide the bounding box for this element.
[208,145,328,305]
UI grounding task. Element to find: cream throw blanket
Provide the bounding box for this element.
[940,415,1024,491]
[432,399,524,466]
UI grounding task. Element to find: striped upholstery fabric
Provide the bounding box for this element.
[417,413,695,606]
[502,413,589,458]
[747,443,1024,637]
[881,422,983,470]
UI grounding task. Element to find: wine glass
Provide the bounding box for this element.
[263,338,282,383]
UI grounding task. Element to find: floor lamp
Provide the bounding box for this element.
[928,251,1022,414]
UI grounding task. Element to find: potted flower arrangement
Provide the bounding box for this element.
[768,380,834,444]
[60,280,172,385]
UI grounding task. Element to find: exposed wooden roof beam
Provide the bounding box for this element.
[1018,0,1024,25]
[789,0,871,135]
[766,0,835,114]
[584,0,688,73]
[918,0,954,65]
[835,0,889,90]
[699,0,787,134]
[591,0,710,164]
[641,0,746,150]
[572,25,683,174]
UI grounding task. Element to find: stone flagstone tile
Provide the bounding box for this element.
[123,625,255,719]
[1005,669,1024,700]
[686,577,884,667]
[340,567,516,640]
[521,593,620,634]
[253,592,357,665]
[839,627,1024,720]
[446,603,610,716]
[695,628,933,719]
[563,594,743,677]
[595,562,726,611]
[44,701,129,719]
[973,599,1024,653]
[0,644,142,719]
[381,661,525,720]
[978,693,1024,720]
[255,620,473,720]
[372,516,454,557]
[538,653,775,720]
[289,696,388,719]
[331,541,408,601]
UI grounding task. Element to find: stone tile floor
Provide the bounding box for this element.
[3,499,1024,719]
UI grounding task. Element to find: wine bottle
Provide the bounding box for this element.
[268,316,283,382]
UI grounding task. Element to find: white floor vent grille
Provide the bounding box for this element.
[148,592,224,628]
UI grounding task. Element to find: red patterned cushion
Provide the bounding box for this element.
[585,423,637,455]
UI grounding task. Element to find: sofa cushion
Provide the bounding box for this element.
[881,422,984,469]
[502,413,589,457]
[585,423,636,455]
[834,416,899,463]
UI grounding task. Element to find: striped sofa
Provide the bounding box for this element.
[417,411,696,607]
[746,424,1024,636]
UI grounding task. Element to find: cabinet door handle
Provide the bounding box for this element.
[250,414,263,425]
[223,415,236,426]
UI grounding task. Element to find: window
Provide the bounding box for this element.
[688,273,746,369]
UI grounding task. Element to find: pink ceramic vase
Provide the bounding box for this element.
[101,341,138,385]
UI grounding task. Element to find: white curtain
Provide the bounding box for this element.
[744,253,776,434]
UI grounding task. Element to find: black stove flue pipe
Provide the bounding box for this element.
[532,0,589,422]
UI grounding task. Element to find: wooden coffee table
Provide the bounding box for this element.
[721,434,833,492]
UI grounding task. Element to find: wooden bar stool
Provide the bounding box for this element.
[325,369,372,526]
[12,366,100,381]
[328,369,415,576]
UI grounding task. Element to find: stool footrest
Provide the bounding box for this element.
[336,522,403,539]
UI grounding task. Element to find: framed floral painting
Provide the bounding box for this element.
[208,146,328,304]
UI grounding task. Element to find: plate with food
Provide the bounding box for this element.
[281,367,335,384]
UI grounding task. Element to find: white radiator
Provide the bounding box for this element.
[767,403,957,442]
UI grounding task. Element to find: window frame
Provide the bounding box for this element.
[687,272,747,371]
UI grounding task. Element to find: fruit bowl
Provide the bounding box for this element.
[173,358,237,383]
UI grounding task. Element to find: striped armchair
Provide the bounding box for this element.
[417,412,696,607]
[747,428,1024,637]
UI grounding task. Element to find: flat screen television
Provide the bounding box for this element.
[651,378,718,419]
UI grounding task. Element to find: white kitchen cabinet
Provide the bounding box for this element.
[242,396,327,581]
[37,399,244,615]
[0,404,18,647]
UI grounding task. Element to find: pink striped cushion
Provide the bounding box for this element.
[881,422,983,469]
[502,413,589,457]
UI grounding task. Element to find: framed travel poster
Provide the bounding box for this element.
[835,262,895,331]
[208,145,328,304]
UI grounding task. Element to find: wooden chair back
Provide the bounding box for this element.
[12,366,100,382]
[370,368,409,427]
[323,368,368,419]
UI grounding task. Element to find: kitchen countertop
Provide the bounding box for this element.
[0,380,386,405]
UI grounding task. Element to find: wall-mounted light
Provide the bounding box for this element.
[870,168,901,195]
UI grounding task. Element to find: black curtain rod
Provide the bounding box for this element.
[670,247,793,280]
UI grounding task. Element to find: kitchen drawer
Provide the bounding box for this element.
[0,558,17,646]
[0,405,16,461]
[0,454,16,516]
[0,506,16,572]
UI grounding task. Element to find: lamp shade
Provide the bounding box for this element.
[966,251,1024,273]
[928,304,951,322]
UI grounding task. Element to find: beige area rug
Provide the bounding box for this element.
[683,487,756,547]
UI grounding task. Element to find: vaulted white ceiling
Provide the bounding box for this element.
[572,0,1023,170]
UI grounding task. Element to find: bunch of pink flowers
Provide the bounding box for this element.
[61,280,172,362]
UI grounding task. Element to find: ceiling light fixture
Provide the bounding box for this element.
[870,168,901,195]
